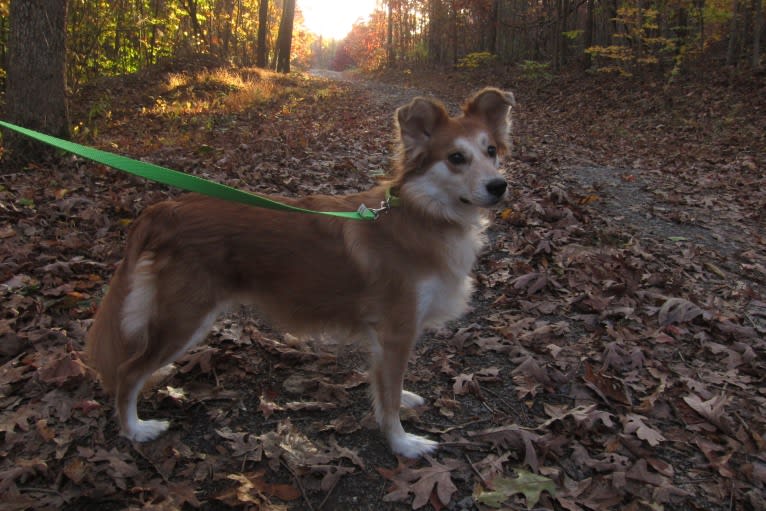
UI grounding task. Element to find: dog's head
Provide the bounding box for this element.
[391,88,514,224]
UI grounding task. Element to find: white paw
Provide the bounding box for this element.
[401,390,425,409]
[390,432,438,458]
[124,419,169,442]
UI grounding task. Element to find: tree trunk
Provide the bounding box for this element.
[184,0,204,47]
[221,0,235,59]
[3,0,70,166]
[584,0,594,68]
[387,1,395,67]
[450,0,458,65]
[488,0,499,54]
[753,0,762,68]
[428,0,440,65]
[727,0,740,65]
[256,0,269,68]
[553,0,563,71]
[274,0,295,73]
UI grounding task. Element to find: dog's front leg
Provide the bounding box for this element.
[370,330,437,458]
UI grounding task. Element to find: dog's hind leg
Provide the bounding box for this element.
[370,331,437,458]
[116,308,219,441]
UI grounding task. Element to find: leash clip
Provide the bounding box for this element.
[357,199,391,220]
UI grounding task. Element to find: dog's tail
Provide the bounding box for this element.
[85,212,160,394]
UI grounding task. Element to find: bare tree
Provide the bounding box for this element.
[3,0,70,166]
[256,0,269,67]
[274,0,295,72]
[753,0,762,68]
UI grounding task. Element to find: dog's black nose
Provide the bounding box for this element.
[486,178,507,198]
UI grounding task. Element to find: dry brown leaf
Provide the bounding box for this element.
[622,413,666,446]
[682,393,732,432]
[177,346,218,374]
[452,373,479,396]
[511,271,548,296]
[216,428,264,459]
[694,438,735,478]
[657,297,704,326]
[583,361,631,405]
[37,352,87,385]
[320,414,362,434]
[62,457,88,484]
[381,455,462,510]
[283,400,338,411]
[0,458,48,492]
[469,424,541,471]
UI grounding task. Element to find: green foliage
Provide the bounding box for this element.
[563,29,584,41]
[519,60,552,80]
[457,51,497,69]
[58,1,294,87]
[586,4,675,77]
[407,41,429,64]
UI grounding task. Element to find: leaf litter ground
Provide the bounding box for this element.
[1,63,765,510]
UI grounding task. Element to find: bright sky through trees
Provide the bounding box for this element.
[298,0,378,39]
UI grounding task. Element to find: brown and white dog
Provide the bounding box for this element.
[86,87,514,458]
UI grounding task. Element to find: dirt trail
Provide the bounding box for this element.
[561,165,758,266]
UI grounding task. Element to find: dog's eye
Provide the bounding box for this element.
[487,145,497,157]
[448,152,466,165]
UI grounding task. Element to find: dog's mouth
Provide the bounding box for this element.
[460,196,505,207]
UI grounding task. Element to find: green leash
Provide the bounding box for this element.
[0,120,378,221]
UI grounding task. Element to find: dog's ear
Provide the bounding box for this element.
[462,88,515,153]
[396,97,449,152]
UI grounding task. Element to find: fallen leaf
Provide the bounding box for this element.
[582,361,631,405]
[474,469,556,509]
[622,413,665,446]
[657,297,704,326]
[381,456,462,509]
[683,393,732,432]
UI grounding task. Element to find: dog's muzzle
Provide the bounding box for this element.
[486,178,508,199]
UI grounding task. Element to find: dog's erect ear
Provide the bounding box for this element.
[462,88,515,153]
[396,97,449,151]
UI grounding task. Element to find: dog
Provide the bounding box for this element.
[85,87,514,458]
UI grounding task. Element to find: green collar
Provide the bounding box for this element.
[357,187,401,220]
[385,187,402,207]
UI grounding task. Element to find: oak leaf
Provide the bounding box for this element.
[657,297,704,326]
[683,393,732,432]
[582,361,631,405]
[380,456,461,509]
[473,469,556,509]
[622,413,665,446]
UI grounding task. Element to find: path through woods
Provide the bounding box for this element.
[1,64,764,510]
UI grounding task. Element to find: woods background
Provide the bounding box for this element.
[0,0,762,92]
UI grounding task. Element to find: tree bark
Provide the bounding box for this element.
[726,0,740,65]
[487,0,499,54]
[256,0,269,67]
[584,0,594,68]
[450,0,458,65]
[753,0,762,68]
[387,1,396,67]
[4,0,70,165]
[274,0,295,72]
[184,0,204,47]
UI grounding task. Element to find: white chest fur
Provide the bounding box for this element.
[416,227,485,331]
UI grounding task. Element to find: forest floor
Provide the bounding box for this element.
[1,60,765,511]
